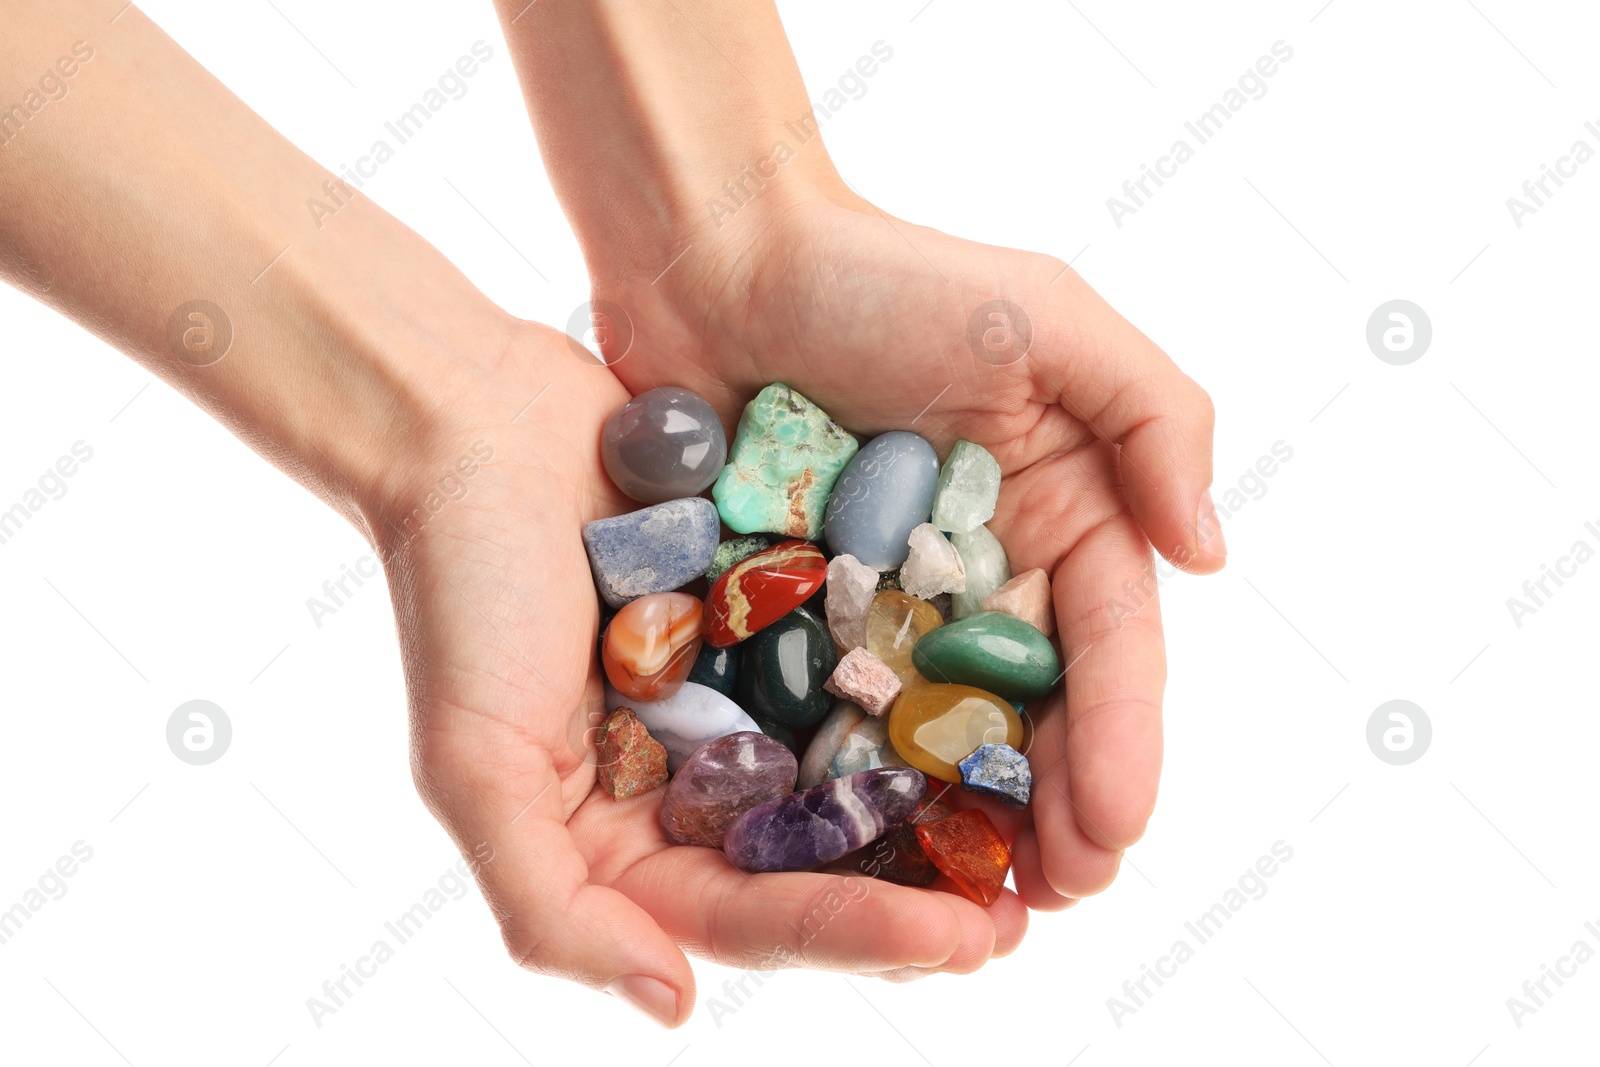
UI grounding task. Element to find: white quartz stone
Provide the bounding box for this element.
[899,523,967,598]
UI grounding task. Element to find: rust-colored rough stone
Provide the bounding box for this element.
[595,707,668,800]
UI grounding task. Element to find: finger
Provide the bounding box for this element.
[416,745,694,1028]
[610,843,976,974]
[861,887,1028,981]
[995,461,1163,893]
[1048,514,1164,855]
[1030,269,1223,573]
[1009,819,1078,912]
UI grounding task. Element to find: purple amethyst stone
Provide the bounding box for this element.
[722,767,927,873]
[659,732,798,849]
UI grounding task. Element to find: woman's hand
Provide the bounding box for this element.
[376,322,1028,1025]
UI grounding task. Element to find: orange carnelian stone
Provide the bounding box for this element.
[602,591,704,701]
[704,540,826,647]
[915,808,1012,907]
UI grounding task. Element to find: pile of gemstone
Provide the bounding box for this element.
[583,384,1059,907]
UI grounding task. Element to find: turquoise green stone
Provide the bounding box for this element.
[911,611,1060,700]
[712,384,859,539]
[950,524,1011,617]
[706,535,772,582]
[931,440,1001,534]
[737,605,838,730]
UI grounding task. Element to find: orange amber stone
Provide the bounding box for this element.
[915,808,1011,906]
[887,683,1022,783]
[602,591,704,701]
[864,590,944,688]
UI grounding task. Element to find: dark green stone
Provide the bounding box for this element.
[911,610,1060,700]
[687,643,740,698]
[750,714,799,756]
[737,605,838,730]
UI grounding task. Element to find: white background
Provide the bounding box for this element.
[1,1,1595,1064]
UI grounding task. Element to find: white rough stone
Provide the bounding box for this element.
[899,523,967,598]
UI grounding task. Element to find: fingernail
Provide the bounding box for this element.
[606,974,680,1027]
[1195,489,1226,564]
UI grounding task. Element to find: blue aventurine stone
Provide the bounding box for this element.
[581,497,719,608]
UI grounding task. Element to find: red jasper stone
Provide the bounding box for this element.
[915,808,1012,907]
[704,540,826,648]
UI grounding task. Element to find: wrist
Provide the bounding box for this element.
[501,0,867,287]
[240,204,523,540]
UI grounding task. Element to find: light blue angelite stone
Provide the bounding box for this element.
[950,523,1011,617]
[823,431,940,570]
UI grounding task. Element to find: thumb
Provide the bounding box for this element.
[416,744,695,1027]
[1029,270,1222,573]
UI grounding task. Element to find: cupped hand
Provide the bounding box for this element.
[595,195,1222,914]
[375,321,1026,1027]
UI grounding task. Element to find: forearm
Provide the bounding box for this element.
[494,0,855,282]
[0,1,511,532]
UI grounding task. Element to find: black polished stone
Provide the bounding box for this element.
[687,642,740,699]
[737,605,838,730]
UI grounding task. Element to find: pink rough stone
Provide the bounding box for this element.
[824,647,902,717]
[981,567,1055,638]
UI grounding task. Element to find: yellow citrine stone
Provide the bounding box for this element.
[888,683,1023,783]
[865,590,944,688]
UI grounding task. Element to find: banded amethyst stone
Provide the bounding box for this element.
[722,767,927,873]
[659,732,798,849]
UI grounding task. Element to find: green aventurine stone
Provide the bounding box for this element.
[910,611,1060,701]
[931,440,1001,534]
[712,384,859,539]
[706,535,773,582]
[950,524,1011,617]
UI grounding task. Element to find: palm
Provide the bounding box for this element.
[388,323,1023,1000]
[605,200,1209,907]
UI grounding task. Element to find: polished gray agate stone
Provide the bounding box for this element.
[823,431,939,570]
[602,387,728,504]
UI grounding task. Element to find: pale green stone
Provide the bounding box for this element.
[950,524,1011,617]
[706,535,772,582]
[931,440,1001,534]
[712,384,858,539]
